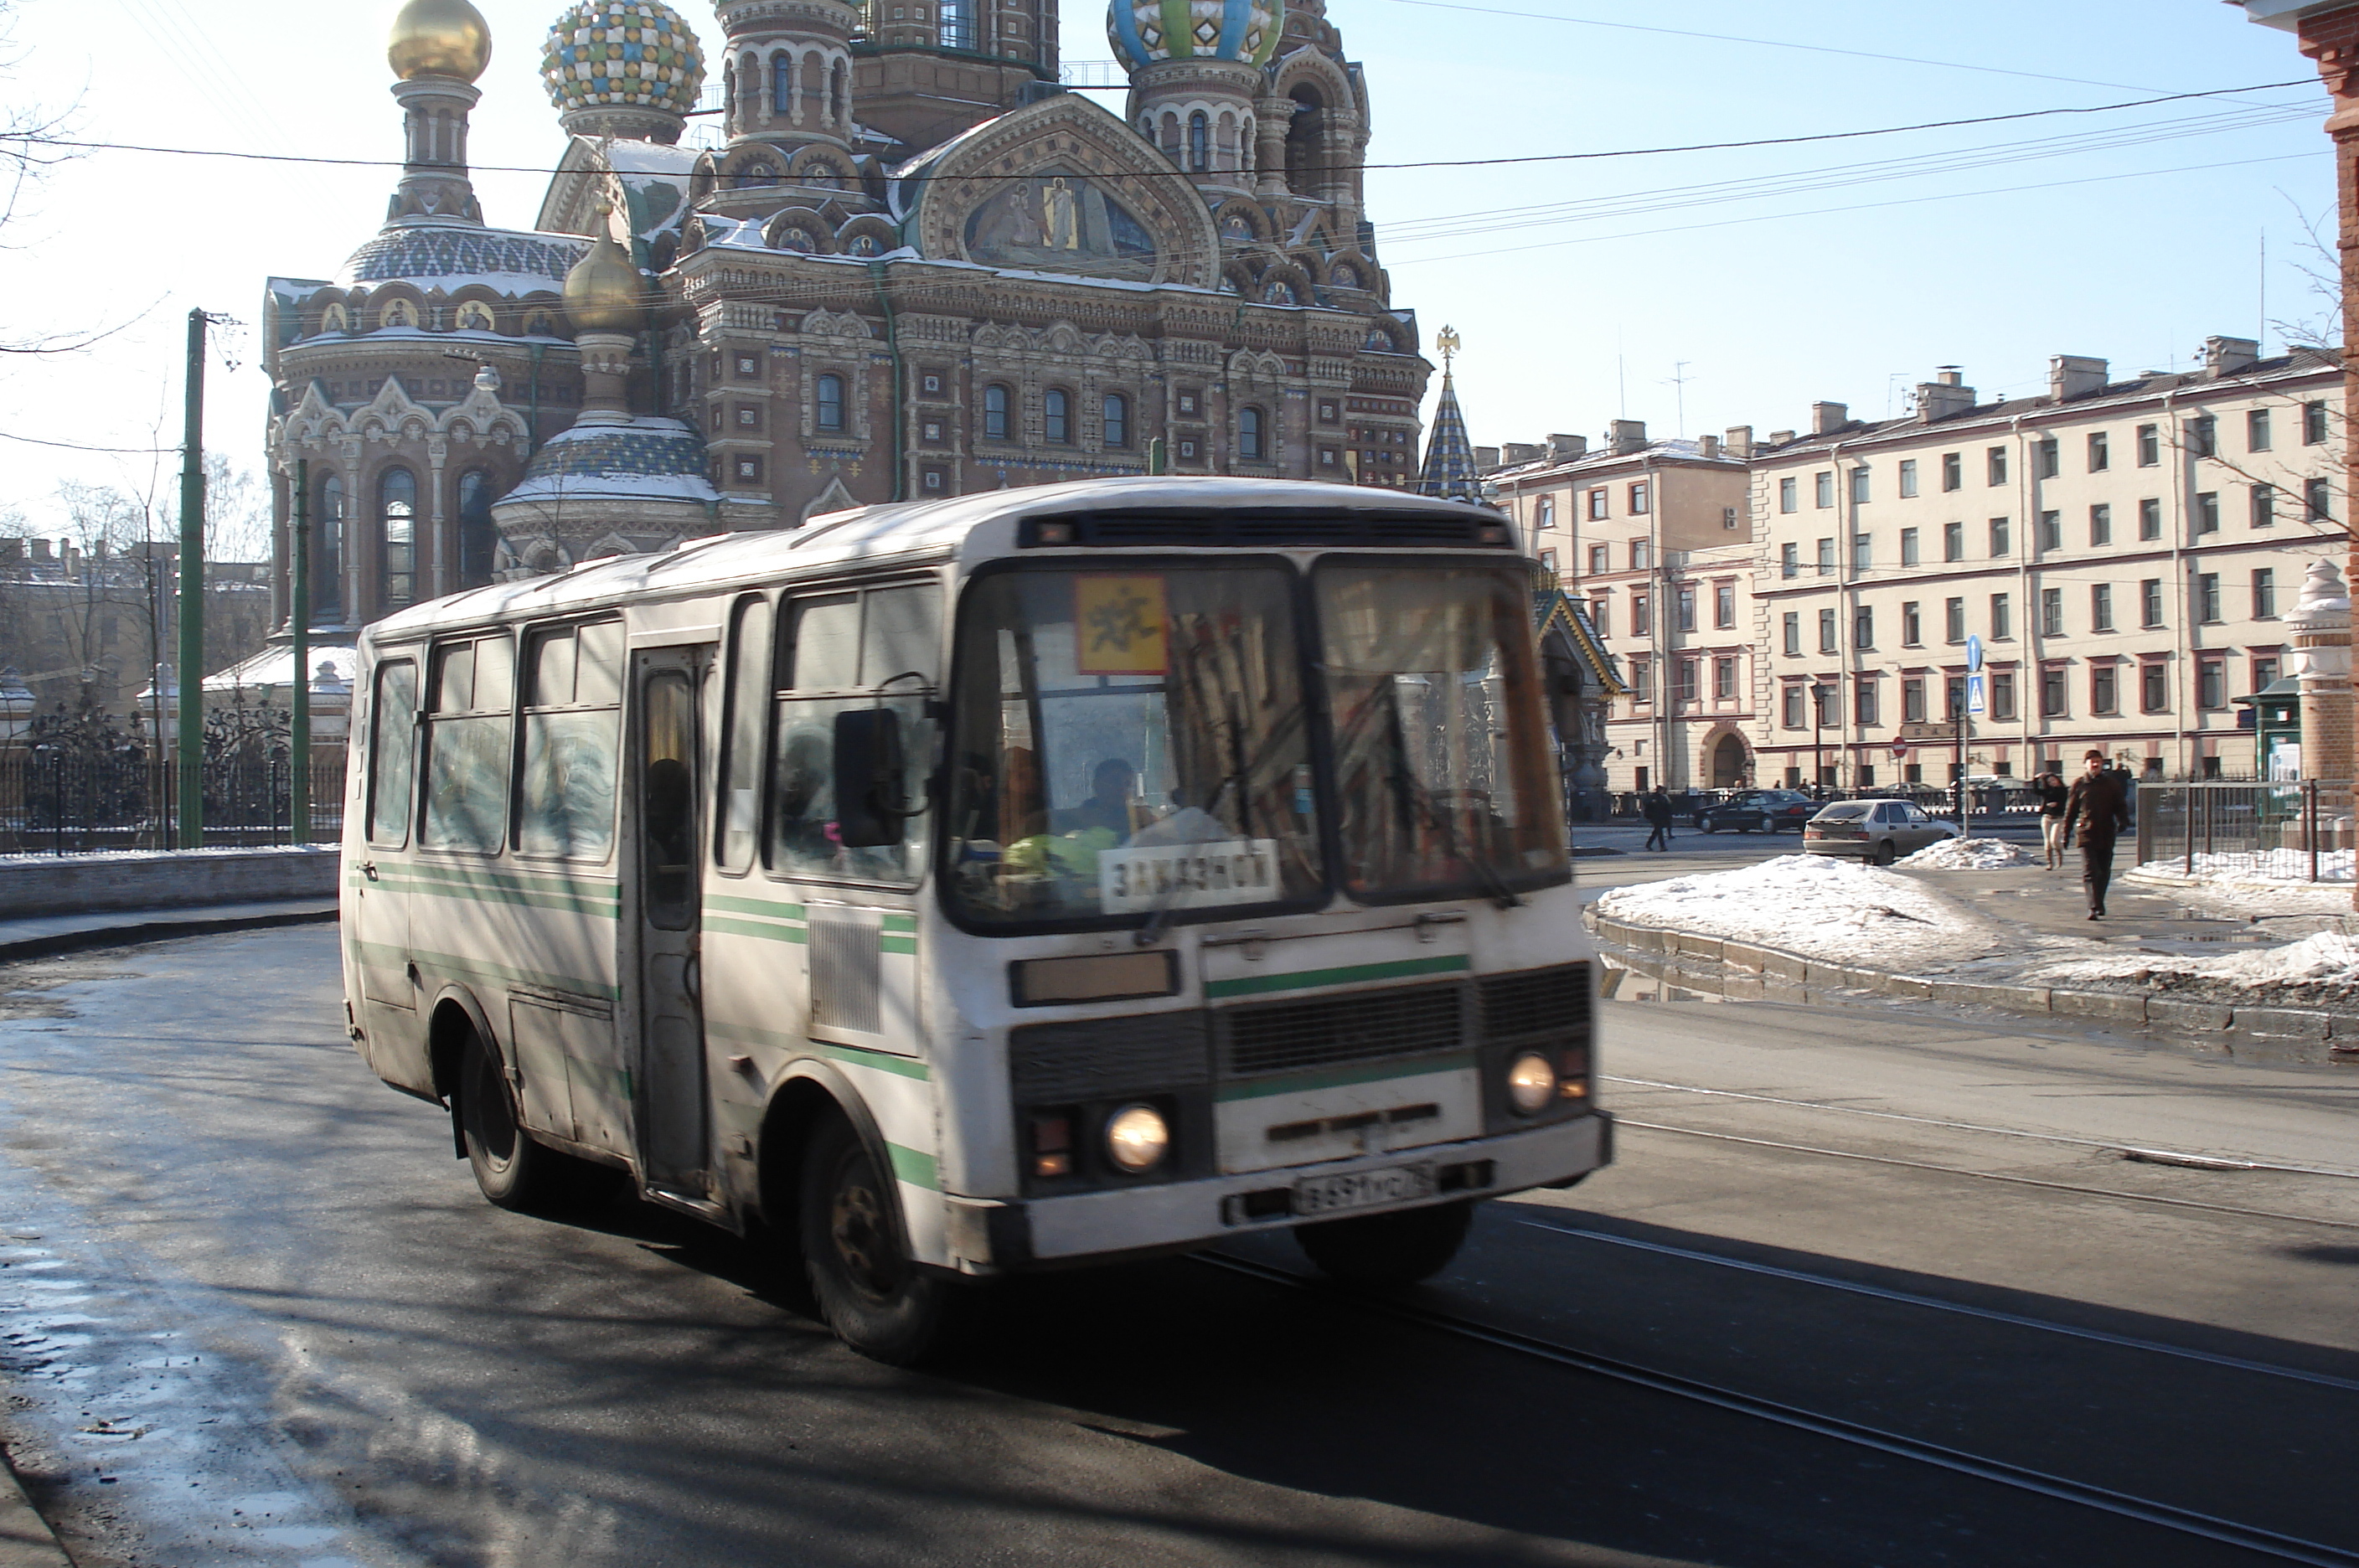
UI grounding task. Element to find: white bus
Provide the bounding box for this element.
[342,477,1610,1361]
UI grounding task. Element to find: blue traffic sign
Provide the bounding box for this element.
[1964,634,1983,674]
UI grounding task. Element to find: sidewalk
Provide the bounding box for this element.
[0,1460,68,1568]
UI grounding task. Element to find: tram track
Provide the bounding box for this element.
[1192,1250,2359,1568]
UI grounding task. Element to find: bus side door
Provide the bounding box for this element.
[351,652,424,1086]
[628,645,712,1198]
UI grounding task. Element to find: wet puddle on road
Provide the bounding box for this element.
[1596,954,1729,1003]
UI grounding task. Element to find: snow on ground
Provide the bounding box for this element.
[1900,838,2034,869]
[1594,853,2012,968]
[2136,848,2355,885]
[2032,929,2359,1010]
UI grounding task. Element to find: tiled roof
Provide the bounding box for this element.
[1417,373,1484,503]
[338,226,587,292]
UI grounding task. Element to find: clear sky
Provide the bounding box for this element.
[0,0,2335,534]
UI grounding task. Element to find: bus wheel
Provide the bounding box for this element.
[458,1030,601,1213]
[800,1115,948,1364]
[1294,1199,1474,1286]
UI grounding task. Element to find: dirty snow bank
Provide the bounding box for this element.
[1900,838,2033,869]
[1594,854,2011,968]
[2134,848,2354,885]
[2032,929,2359,1010]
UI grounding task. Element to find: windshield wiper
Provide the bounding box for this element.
[1384,689,1522,911]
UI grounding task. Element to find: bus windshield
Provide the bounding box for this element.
[1317,562,1567,902]
[945,565,1323,927]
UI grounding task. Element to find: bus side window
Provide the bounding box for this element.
[421,633,514,853]
[716,594,774,874]
[367,659,417,847]
[517,619,622,860]
[767,585,937,883]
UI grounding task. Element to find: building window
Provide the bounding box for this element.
[1849,467,1870,504]
[1776,476,1797,514]
[1898,458,1919,497]
[1853,605,1874,650]
[2308,477,2334,520]
[2198,657,2226,709]
[2087,431,2109,472]
[736,403,761,429]
[1780,542,1799,579]
[814,373,845,432]
[1714,656,1737,700]
[734,455,763,483]
[2091,665,2118,715]
[2038,510,2061,551]
[1945,597,1966,643]
[1237,405,1264,460]
[2141,579,2163,628]
[2137,422,2160,466]
[2250,484,2275,528]
[1989,516,2010,556]
[1187,110,1209,171]
[2042,587,2064,637]
[2197,572,2222,623]
[2248,406,2272,452]
[1715,582,1736,629]
[455,469,496,591]
[1589,594,1608,630]
[1991,593,2011,641]
[1102,392,1129,449]
[1631,593,1650,637]
[983,382,1012,441]
[1902,677,1927,723]
[1676,585,1697,632]
[1991,671,2016,720]
[1900,527,1920,565]
[1987,446,2008,485]
[2088,503,2110,545]
[1676,658,1699,704]
[1902,601,1922,646]
[1943,521,1964,562]
[2041,667,2067,718]
[1783,684,1805,728]
[315,473,346,620]
[1851,533,1871,572]
[1629,481,1650,514]
[2036,436,2059,477]
[1591,487,1612,519]
[1941,451,1962,492]
[2190,415,2217,457]
[1044,388,1071,445]
[1854,678,1878,725]
[2091,583,2114,632]
[2141,661,2168,713]
[2139,498,2161,540]
[1816,537,1835,575]
[1818,607,1837,653]
[2195,492,2219,534]
[1588,544,1609,574]
[2253,655,2279,694]
[379,467,416,611]
[1534,495,1556,530]
[1815,471,1834,508]
[736,353,759,379]
[2254,566,2277,619]
[1782,611,1800,656]
[2305,400,2329,445]
[1630,658,1652,702]
[1632,539,1652,570]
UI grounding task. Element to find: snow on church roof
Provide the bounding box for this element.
[498,418,719,508]
[336,224,587,294]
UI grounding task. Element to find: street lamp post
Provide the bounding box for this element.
[1811,683,1830,797]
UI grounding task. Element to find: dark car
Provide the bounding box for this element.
[1693,788,1817,834]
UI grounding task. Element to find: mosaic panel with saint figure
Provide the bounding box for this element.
[963,168,1158,278]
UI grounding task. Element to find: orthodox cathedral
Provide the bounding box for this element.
[260,0,1437,637]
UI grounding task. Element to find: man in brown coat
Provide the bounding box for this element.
[2061,749,2133,920]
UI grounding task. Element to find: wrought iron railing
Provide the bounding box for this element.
[2133,780,2354,884]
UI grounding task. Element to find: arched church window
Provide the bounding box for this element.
[1043,389,1071,445]
[939,0,972,49]
[983,383,1011,441]
[832,58,850,123]
[1285,85,1324,192]
[1238,406,1265,462]
[455,301,496,333]
[457,471,497,591]
[314,475,346,623]
[815,373,846,431]
[1102,393,1128,450]
[772,54,793,116]
[379,467,417,611]
[380,299,420,331]
[1188,111,1209,173]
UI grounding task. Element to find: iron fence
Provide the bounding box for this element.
[0,745,344,855]
[2132,780,2354,885]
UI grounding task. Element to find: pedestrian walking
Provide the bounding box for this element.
[2034,770,2070,869]
[2060,749,2132,920]
[1642,788,1674,852]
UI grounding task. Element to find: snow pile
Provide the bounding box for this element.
[2135,848,2355,885]
[1595,854,2010,967]
[1900,838,2033,869]
[2034,931,2359,1008]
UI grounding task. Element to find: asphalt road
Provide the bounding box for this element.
[1,922,2354,1568]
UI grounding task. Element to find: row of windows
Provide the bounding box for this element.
[736,374,1270,460]
[1574,578,1738,639]
[1767,653,2274,729]
[1773,405,2330,512]
[312,467,500,619]
[1773,569,2280,658]
[1620,655,1742,705]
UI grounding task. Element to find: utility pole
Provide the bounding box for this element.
[291,459,311,845]
[176,308,208,849]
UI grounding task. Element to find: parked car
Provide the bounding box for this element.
[1802,799,1961,864]
[1693,788,1818,833]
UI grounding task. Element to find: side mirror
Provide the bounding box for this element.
[834,709,906,847]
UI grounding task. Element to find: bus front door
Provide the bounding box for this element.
[631,648,710,1197]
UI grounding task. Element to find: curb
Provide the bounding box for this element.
[1581,905,2359,1044]
[0,1456,70,1568]
[0,905,338,967]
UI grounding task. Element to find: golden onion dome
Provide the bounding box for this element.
[390,0,494,84]
[564,212,647,333]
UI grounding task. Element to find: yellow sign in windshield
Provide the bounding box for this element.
[1076,575,1169,675]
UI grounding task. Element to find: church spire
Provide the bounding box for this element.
[385,0,493,224]
[1417,327,1483,503]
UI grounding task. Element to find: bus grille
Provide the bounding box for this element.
[1220,982,1465,1079]
[1009,1011,1211,1102]
[1479,963,1589,1042]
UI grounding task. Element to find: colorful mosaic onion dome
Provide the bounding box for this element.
[390,0,493,84]
[541,1,707,117]
[1108,0,1283,71]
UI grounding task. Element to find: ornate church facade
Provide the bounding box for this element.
[260,0,1435,638]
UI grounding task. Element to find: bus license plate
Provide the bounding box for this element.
[1293,1163,1435,1217]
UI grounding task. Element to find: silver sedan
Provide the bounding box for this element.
[1802,799,1961,864]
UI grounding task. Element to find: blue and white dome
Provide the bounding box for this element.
[1109,0,1283,70]
[501,418,717,508]
[542,1,707,118]
[338,227,586,294]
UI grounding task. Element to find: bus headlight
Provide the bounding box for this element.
[1506,1051,1558,1115]
[1103,1104,1170,1173]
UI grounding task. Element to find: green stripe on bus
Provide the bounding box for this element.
[385,861,622,903]
[880,936,917,955]
[705,1019,932,1081]
[1204,952,1470,1000]
[703,916,809,945]
[353,940,619,999]
[888,1142,939,1189]
[1213,1051,1477,1103]
[880,914,917,934]
[370,874,620,918]
[705,894,808,920]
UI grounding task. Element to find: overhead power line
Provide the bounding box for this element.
[0,431,178,454]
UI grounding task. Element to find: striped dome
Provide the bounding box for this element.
[542,1,707,117]
[1109,0,1283,70]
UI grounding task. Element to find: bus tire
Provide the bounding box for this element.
[800,1113,948,1364]
[1293,1198,1474,1286]
[457,1029,604,1214]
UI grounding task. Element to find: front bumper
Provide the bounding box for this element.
[943,1112,1613,1271]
